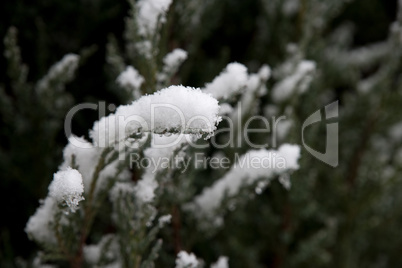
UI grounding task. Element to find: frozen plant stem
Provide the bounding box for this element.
[172,205,182,254]
[72,147,113,268]
[54,211,74,262]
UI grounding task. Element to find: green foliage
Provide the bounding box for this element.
[1,0,402,267]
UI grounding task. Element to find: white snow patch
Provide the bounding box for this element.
[204,63,248,100]
[136,0,173,36]
[117,66,144,98]
[191,144,300,219]
[90,85,221,147]
[211,256,229,268]
[272,60,315,102]
[175,251,199,268]
[25,197,57,245]
[49,167,84,213]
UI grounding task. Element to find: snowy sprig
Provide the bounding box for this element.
[245,64,271,97]
[134,40,154,59]
[163,49,188,72]
[218,103,234,116]
[60,136,100,190]
[134,133,191,202]
[90,85,221,147]
[36,54,80,93]
[389,121,402,142]
[211,256,229,268]
[136,0,173,37]
[272,60,316,102]
[110,182,136,205]
[175,251,199,268]
[158,48,188,85]
[3,27,28,86]
[158,214,172,227]
[60,135,131,199]
[83,234,119,265]
[190,144,301,221]
[48,167,85,213]
[117,66,144,99]
[227,64,271,132]
[33,254,57,268]
[25,197,57,245]
[204,62,248,100]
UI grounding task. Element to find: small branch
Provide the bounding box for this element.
[71,147,113,268]
[54,212,73,263]
[172,205,182,254]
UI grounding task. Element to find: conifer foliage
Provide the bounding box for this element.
[1,0,402,267]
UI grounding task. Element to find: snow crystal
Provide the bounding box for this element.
[48,167,84,213]
[204,62,248,100]
[272,60,316,102]
[25,197,57,245]
[211,256,229,268]
[175,251,199,268]
[117,66,144,98]
[191,144,300,219]
[90,85,221,147]
[136,0,173,36]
